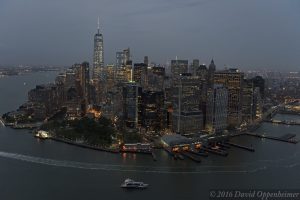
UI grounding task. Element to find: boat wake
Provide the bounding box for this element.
[0,151,271,174]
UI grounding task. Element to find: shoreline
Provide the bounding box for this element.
[49,137,120,153]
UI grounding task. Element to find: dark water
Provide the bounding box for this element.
[0,73,299,200]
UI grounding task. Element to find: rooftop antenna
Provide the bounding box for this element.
[97,17,100,34]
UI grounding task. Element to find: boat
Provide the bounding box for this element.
[121,179,148,189]
[34,130,51,139]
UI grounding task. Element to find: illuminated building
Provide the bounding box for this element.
[116,48,131,69]
[144,56,149,66]
[141,90,165,132]
[191,59,199,75]
[133,63,147,85]
[214,68,244,127]
[208,59,216,88]
[122,82,142,128]
[93,18,104,81]
[171,73,204,134]
[146,66,165,91]
[206,84,228,133]
[171,59,188,81]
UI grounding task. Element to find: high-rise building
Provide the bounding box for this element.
[133,63,147,85]
[116,51,125,69]
[79,62,90,104]
[146,66,165,91]
[242,79,263,124]
[141,90,165,132]
[122,82,142,129]
[191,59,199,75]
[208,59,216,88]
[195,64,208,81]
[93,19,104,81]
[214,68,244,127]
[171,59,188,81]
[206,84,228,134]
[251,76,265,99]
[106,64,115,91]
[144,56,149,66]
[171,73,204,134]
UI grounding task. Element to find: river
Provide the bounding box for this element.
[0,72,299,200]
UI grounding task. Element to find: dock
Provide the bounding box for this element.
[202,147,228,157]
[181,151,201,163]
[188,149,208,157]
[245,133,298,144]
[164,147,177,159]
[225,142,255,152]
[217,143,231,149]
[264,119,300,126]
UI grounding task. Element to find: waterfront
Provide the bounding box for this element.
[0,72,300,200]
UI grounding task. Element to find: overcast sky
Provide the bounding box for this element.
[0,0,299,71]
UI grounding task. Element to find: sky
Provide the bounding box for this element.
[0,0,300,71]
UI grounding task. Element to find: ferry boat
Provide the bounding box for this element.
[121,179,148,189]
[34,130,51,139]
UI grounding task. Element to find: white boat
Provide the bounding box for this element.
[121,179,148,189]
[34,130,50,139]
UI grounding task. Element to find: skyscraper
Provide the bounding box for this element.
[206,84,228,133]
[171,59,188,81]
[93,18,104,81]
[122,82,142,128]
[214,68,244,127]
[208,59,216,88]
[171,74,204,134]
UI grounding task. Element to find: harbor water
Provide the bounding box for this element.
[0,72,299,200]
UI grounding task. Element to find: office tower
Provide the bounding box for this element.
[28,84,60,119]
[141,91,165,132]
[144,56,149,66]
[191,59,200,75]
[93,18,104,81]
[123,48,131,65]
[195,64,208,81]
[242,79,263,124]
[251,76,265,99]
[116,51,125,69]
[206,84,228,134]
[208,59,216,88]
[146,66,165,91]
[122,82,142,128]
[133,63,147,86]
[63,68,82,119]
[106,64,115,91]
[214,68,244,127]
[171,74,204,134]
[242,79,255,123]
[79,62,90,104]
[171,59,188,81]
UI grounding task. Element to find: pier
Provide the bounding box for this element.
[245,133,298,144]
[202,147,228,157]
[181,151,201,163]
[264,119,300,126]
[225,142,255,152]
[188,149,208,157]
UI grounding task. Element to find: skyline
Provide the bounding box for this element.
[0,0,300,70]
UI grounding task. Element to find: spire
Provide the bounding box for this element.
[211,58,214,64]
[97,17,100,34]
